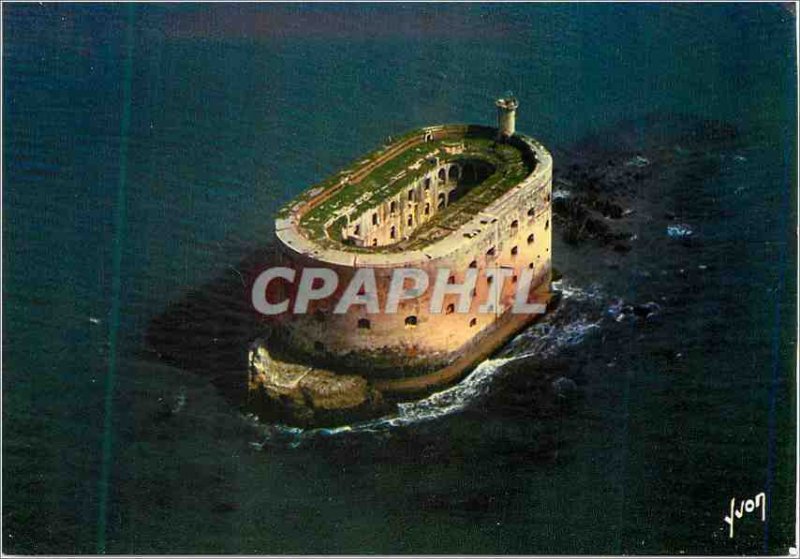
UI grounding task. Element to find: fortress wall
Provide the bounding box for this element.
[275,147,552,375]
[292,125,471,218]
[348,134,422,183]
[288,132,428,224]
[290,126,473,245]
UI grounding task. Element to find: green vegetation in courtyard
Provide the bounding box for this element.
[281,126,536,251]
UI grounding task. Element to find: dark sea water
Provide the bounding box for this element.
[3,3,797,555]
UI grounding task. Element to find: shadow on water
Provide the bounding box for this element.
[144,244,281,408]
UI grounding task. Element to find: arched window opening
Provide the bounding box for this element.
[486,246,496,257]
[424,177,431,190]
[545,220,550,230]
[372,238,378,246]
[372,213,379,225]
[446,303,455,315]
[511,219,519,229]
[528,262,535,270]
[438,168,446,182]
[448,165,459,181]
[408,189,414,201]
[527,234,535,244]
[527,208,535,217]
[469,260,477,268]
[424,203,430,216]
[511,246,519,256]
[390,226,396,239]
[357,318,370,330]
[353,224,360,236]
[447,275,456,284]
[438,193,446,210]
[390,201,397,214]
[405,316,418,328]
[469,318,477,327]
[407,215,413,227]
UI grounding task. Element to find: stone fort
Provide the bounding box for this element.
[265,96,552,394]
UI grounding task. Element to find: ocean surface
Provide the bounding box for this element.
[3,3,797,555]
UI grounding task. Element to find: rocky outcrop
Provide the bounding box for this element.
[247,338,390,427]
[552,113,739,251]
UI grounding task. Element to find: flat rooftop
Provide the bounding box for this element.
[278,125,538,253]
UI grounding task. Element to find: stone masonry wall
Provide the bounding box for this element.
[273,127,552,377]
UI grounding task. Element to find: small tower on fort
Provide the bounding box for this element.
[495,94,519,140]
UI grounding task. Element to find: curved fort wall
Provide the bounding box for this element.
[274,124,552,379]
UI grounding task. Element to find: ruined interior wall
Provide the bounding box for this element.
[343,159,493,247]
[291,124,482,242]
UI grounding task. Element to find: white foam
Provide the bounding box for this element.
[667,223,693,238]
[249,281,607,448]
[625,155,650,168]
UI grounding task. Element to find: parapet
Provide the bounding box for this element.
[276,124,551,268]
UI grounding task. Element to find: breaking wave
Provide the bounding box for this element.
[247,280,608,450]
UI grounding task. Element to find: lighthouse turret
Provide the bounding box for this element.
[495,95,519,140]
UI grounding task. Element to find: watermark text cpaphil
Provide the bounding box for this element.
[251,266,548,316]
